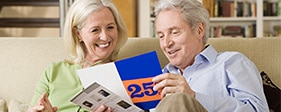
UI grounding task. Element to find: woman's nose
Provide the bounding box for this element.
[99,30,108,41]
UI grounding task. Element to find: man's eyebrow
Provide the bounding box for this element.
[156,31,162,34]
[168,26,180,30]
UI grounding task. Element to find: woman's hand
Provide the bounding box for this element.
[152,73,195,98]
[92,105,112,112]
[27,92,58,112]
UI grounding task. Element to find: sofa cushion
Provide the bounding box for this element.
[0,38,66,105]
[208,37,281,88]
[8,100,28,112]
[260,71,281,111]
[118,38,168,68]
[0,98,5,112]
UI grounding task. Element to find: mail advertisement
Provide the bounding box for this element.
[75,51,163,110]
[71,82,143,112]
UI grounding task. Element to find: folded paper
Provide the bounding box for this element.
[76,51,162,110]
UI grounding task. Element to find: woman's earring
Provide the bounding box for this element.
[79,39,83,43]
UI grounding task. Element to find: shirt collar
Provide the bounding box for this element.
[197,45,218,65]
[163,45,218,73]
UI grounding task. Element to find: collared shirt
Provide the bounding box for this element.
[163,45,269,112]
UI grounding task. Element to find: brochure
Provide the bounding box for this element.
[71,82,143,112]
[72,51,163,111]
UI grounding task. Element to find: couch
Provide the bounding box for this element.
[0,37,280,111]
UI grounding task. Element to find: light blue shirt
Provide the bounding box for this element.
[162,45,269,112]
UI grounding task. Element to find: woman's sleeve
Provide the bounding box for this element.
[29,64,53,107]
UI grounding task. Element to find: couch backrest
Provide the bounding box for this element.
[118,38,168,68]
[208,37,281,89]
[0,37,280,106]
[0,37,67,105]
[119,37,281,89]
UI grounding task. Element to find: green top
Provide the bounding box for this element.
[30,61,88,112]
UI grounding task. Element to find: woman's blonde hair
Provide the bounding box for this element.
[63,0,127,64]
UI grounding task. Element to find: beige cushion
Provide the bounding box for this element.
[0,38,66,105]
[208,37,281,88]
[119,37,281,88]
[0,37,280,110]
[0,98,6,112]
[8,100,28,112]
[118,38,168,68]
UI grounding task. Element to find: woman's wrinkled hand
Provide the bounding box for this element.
[27,92,58,112]
[91,105,112,112]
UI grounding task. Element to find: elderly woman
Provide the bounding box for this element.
[27,0,127,111]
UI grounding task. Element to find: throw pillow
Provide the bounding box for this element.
[0,98,6,112]
[260,71,281,112]
[8,100,28,112]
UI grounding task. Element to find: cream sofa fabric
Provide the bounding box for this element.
[0,98,5,112]
[0,38,66,112]
[0,37,280,111]
[119,37,281,88]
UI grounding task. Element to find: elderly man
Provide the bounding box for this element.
[152,0,269,112]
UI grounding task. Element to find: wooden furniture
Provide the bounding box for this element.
[138,0,281,38]
[0,0,73,36]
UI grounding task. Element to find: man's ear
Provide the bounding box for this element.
[197,22,205,38]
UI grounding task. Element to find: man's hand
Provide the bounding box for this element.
[152,73,195,98]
